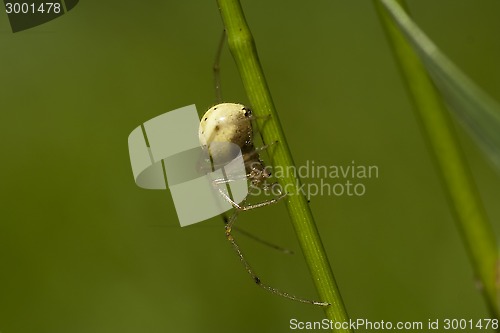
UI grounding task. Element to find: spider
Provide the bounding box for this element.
[197,31,329,307]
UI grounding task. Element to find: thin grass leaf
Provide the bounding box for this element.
[216,0,351,329]
[375,0,499,318]
[380,0,500,171]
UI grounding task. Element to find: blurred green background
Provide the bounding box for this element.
[1,1,500,332]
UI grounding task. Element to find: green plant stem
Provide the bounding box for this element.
[216,0,351,329]
[375,0,499,317]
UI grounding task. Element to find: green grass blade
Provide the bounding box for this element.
[379,0,500,171]
[375,0,499,317]
[216,0,351,329]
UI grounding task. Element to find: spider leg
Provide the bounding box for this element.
[217,187,286,211]
[224,211,330,306]
[243,141,279,170]
[213,29,226,103]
